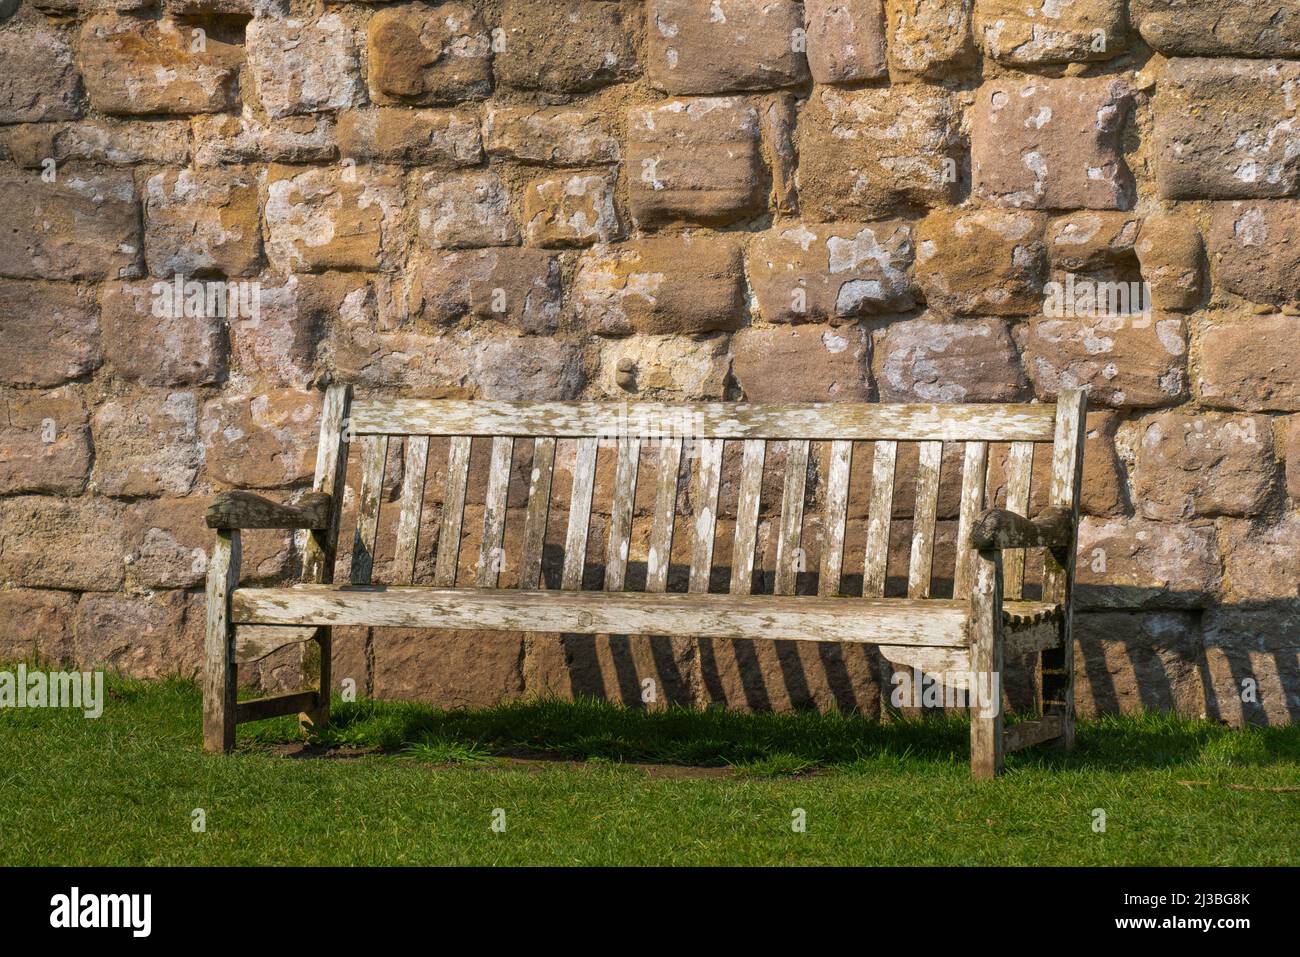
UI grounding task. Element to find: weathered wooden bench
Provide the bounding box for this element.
[204,386,1087,778]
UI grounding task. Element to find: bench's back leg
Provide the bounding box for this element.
[969,548,1004,779]
[300,384,353,733]
[203,529,240,753]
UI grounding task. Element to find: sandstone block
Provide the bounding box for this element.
[73,590,202,680]
[92,391,202,497]
[976,0,1126,64]
[1132,0,1300,57]
[647,0,809,93]
[483,107,619,166]
[266,165,406,272]
[523,172,622,248]
[732,324,873,402]
[336,108,481,166]
[1219,514,1300,602]
[1075,515,1221,608]
[144,167,262,278]
[367,2,492,106]
[915,208,1047,316]
[246,14,362,118]
[1206,201,1300,308]
[200,389,322,488]
[417,170,519,250]
[1133,412,1276,520]
[0,23,80,123]
[0,589,78,664]
[884,0,976,78]
[496,0,637,93]
[6,118,191,168]
[193,112,337,166]
[0,281,101,387]
[408,247,562,334]
[1197,315,1300,413]
[1135,212,1204,311]
[874,317,1028,403]
[1073,611,1205,718]
[0,387,92,495]
[0,496,126,590]
[0,170,140,281]
[467,336,586,400]
[100,281,226,386]
[597,334,731,399]
[805,0,888,83]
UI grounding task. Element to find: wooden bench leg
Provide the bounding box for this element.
[203,530,240,754]
[302,628,332,733]
[969,549,1004,779]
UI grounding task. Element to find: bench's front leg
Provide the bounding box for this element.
[968,547,1004,779]
[203,529,241,753]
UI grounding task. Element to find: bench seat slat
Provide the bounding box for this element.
[605,437,640,591]
[233,584,1057,647]
[1002,441,1034,600]
[348,400,1058,442]
[952,441,989,599]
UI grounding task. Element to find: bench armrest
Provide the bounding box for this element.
[968,505,1074,551]
[206,490,333,530]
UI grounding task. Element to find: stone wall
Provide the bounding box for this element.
[0,0,1296,725]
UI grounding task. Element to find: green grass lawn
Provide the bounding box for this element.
[1,674,1297,866]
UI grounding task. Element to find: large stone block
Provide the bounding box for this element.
[972,76,1133,210]
[1197,315,1300,413]
[99,281,226,386]
[523,172,622,248]
[5,118,191,168]
[483,106,619,166]
[1206,201,1300,308]
[1218,514,1300,602]
[0,170,140,281]
[914,208,1047,316]
[976,0,1126,64]
[91,391,202,498]
[73,590,203,681]
[79,14,241,115]
[1075,515,1221,609]
[200,389,322,488]
[1134,212,1204,312]
[371,629,526,707]
[884,0,976,78]
[0,589,78,664]
[367,2,492,106]
[227,276,330,388]
[407,247,563,334]
[596,334,731,399]
[647,0,809,93]
[336,108,481,166]
[0,496,126,591]
[192,112,338,166]
[1133,412,1277,520]
[496,0,637,93]
[798,85,962,219]
[874,316,1028,402]
[1202,603,1300,726]
[467,336,586,400]
[0,24,81,123]
[1073,611,1206,718]
[805,0,888,83]
[266,165,406,272]
[1132,0,1300,57]
[1019,314,1188,408]
[1156,59,1300,200]
[0,281,101,387]
[246,14,362,118]
[416,170,519,250]
[144,167,262,278]
[575,235,745,335]
[747,220,916,322]
[732,324,873,402]
[627,98,765,228]
[0,387,92,495]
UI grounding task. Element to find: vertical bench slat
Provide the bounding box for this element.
[862,440,897,598]
[729,439,766,596]
[952,440,990,600]
[688,438,724,593]
[605,437,640,591]
[434,435,472,587]
[907,440,943,599]
[1002,440,1035,601]
[645,438,683,593]
[349,434,388,586]
[561,437,599,590]
[818,440,853,597]
[775,439,809,595]
[393,435,429,585]
[519,436,555,590]
[476,436,514,588]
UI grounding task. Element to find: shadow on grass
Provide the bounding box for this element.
[240,693,1300,775]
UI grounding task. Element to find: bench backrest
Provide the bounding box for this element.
[312,392,1086,605]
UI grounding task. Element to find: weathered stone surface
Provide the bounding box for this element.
[972,76,1133,210]
[761,92,800,215]
[1219,514,1300,601]
[976,0,1126,64]
[265,165,406,272]
[497,0,637,93]
[5,118,190,168]
[1156,59,1300,200]
[193,111,337,166]
[1133,412,1277,520]
[200,389,323,488]
[99,281,226,387]
[417,170,519,250]
[1046,210,1141,273]
[0,589,77,664]
[747,220,916,322]
[1206,201,1300,308]
[79,14,241,115]
[0,170,140,281]
[1020,314,1188,408]
[0,281,101,387]
[367,2,492,106]
[371,630,525,707]
[884,0,976,78]
[1202,602,1300,726]
[874,317,1028,403]
[1135,212,1204,311]
[627,98,765,228]
[523,172,622,248]
[805,0,888,83]
[1075,516,1221,608]
[225,276,329,388]
[1198,315,1300,413]
[1132,0,1300,57]
[597,334,731,399]
[0,496,126,590]
[407,247,562,334]
[647,0,809,94]
[733,324,873,402]
[799,85,962,219]
[144,167,262,278]
[246,14,361,118]
[483,106,619,166]
[0,387,92,495]
[92,391,201,497]
[336,108,481,166]
[73,590,202,681]
[1074,611,1206,718]
[468,336,586,400]
[915,209,1046,316]
[0,23,80,123]
[1080,410,1127,517]
[1288,415,1300,502]
[127,497,293,589]
[575,235,745,335]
